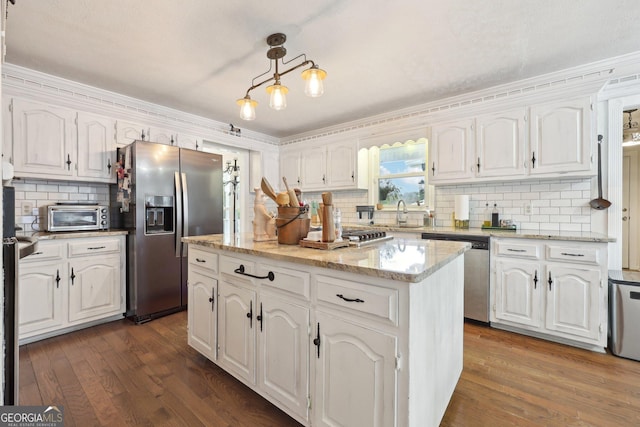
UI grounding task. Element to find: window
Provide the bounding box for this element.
[372,138,429,209]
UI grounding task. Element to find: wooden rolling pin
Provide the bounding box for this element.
[282,177,300,207]
[321,192,335,242]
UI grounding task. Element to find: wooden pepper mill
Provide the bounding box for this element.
[321,192,335,242]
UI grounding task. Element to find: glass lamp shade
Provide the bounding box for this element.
[301,67,327,97]
[236,96,257,121]
[266,83,289,110]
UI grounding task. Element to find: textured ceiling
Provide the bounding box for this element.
[4,0,640,138]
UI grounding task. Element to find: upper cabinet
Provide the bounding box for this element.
[281,140,367,192]
[9,98,115,183]
[428,96,595,185]
[528,97,593,176]
[10,98,77,179]
[148,125,176,146]
[115,120,147,147]
[429,118,474,182]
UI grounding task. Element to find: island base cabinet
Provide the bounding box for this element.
[187,273,217,361]
[258,293,310,422]
[217,281,256,385]
[313,312,397,427]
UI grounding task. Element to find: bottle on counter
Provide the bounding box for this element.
[491,203,500,227]
[334,208,342,240]
[484,203,491,227]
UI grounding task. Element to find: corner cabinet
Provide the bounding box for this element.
[491,237,607,352]
[18,235,126,343]
[187,243,465,427]
[428,96,595,185]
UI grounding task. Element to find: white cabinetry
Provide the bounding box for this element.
[177,133,201,151]
[428,97,595,184]
[115,120,147,147]
[10,98,76,178]
[148,125,176,146]
[491,238,607,351]
[8,98,115,182]
[281,141,367,191]
[187,246,218,360]
[19,235,126,343]
[76,111,116,182]
[529,97,594,176]
[429,118,474,182]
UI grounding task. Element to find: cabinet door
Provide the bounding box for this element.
[218,281,256,384]
[301,146,327,190]
[313,312,397,427]
[280,150,301,188]
[11,98,76,177]
[177,133,200,151]
[545,266,601,341]
[67,254,121,323]
[19,262,64,337]
[326,142,357,188]
[115,120,147,147]
[429,119,474,183]
[188,273,217,361]
[2,96,13,165]
[493,259,543,329]
[257,293,310,422]
[148,126,176,146]
[76,111,115,182]
[529,97,593,176]
[476,109,526,178]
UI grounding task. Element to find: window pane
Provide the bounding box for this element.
[378,176,425,206]
[379,142,425,176]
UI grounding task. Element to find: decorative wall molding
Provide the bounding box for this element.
[1,63,279,148]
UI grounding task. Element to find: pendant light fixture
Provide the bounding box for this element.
[236,33,327,121]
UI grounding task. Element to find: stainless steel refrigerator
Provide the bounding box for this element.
[112,141,223,323]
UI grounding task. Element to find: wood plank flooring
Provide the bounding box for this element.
[19,312,640,426]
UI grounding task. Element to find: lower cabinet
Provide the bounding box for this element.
[19,235,126,342]
[187,244,463,427]
[491,238,607,351]
[313,311,397,427]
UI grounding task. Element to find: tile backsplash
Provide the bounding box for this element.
[304,177,593,232]
[11,179,110,233]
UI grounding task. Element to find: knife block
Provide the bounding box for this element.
[322,204,335,242]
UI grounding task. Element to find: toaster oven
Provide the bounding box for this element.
[42,204,110,232]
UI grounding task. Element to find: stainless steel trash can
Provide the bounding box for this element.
[609,271,640,361]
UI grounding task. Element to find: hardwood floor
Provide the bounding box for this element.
[19,312,640,426]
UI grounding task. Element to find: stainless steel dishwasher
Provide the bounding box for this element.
[421,233,490,323]
[609,271,640,361]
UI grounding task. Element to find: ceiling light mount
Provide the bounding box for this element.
[236,32,326,121]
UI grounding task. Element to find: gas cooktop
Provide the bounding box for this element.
[341,229,394,247]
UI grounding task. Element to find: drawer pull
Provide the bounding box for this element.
[560,252,584,257]
[234,264,275,281]
[88,246,106,250]
[196,258,207,263]
[32,251,43,256]
[507,248,526,252]
[336,294,365,303]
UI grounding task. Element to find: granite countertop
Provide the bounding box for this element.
[183,233,470,283]
[343,224,615,243]
[17,229,129,240]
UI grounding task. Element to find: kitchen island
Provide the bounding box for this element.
[182,233,469,427]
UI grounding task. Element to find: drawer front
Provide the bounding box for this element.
[220,254,256,281]
[257,263,310,300]
[189,247,218,274]
[68,238,121,257]
[20,241,64,263]
[495,241,541,259]
[316,275,398,325]
[546,244,601,265]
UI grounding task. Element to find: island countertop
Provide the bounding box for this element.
[183,233,470,283]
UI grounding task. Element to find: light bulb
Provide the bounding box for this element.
[236,96,257,120]
[302,66,327,97]
[266,83,288,110]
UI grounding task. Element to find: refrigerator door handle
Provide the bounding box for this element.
[181,172,189,259]
[175,171,183,258]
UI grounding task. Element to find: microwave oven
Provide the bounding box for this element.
[42,204,110,232]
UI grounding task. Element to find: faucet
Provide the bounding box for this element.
[396,199,408,226]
